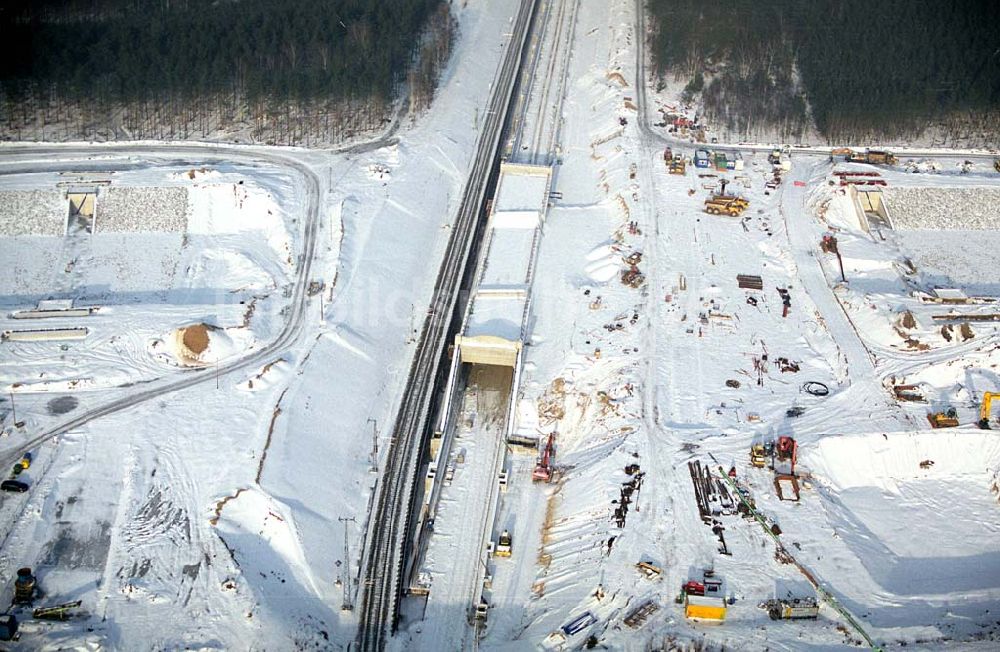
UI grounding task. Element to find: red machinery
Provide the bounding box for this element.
[533,434,555,482]
[682,581,705,596]
[774,436,798,475]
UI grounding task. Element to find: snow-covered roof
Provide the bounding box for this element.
[461,164,552,347]
[465,292,528,342]
[478,226,538,290]
[493,163,551,214]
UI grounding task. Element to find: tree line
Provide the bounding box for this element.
[647,0,1000,144]
[0,0,452,144]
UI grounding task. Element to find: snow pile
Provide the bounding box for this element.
[98,186,189,233]
[0,189,66,236]
[583,243,620,283]
[896,228,1000,294]
[805,430,1000,493]
[883,187,1000,230]
[804,431,1000,596]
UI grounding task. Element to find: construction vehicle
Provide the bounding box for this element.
[13,568,36,605]
[703,196,747,217]
[1,480,28,493]
[773,437,797,475]
[495,530,512,557]
[847,149,897,165]
[979,392,1000,429]
[33,600,82,621]
[17,453,31,470]
[663,147,673,163]
[668,155,687,175]
[768,148,782,165]
[928,407,959,428]
[532,434,555,482]
[749,443,768,468]
[762,597,819,620]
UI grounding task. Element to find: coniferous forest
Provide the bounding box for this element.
[648,0,1000,145]
[0,0,454,144]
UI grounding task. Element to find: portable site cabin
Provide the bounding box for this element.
[694,150,711,169]
[685,595,727,622]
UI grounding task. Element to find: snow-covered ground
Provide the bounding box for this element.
[0,0,998,649]
[404,0,1000,649]
[0,0,524,648]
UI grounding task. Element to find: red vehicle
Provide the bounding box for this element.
[682,581,706,596]
[533,434,556,482]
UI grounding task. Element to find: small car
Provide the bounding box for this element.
[0,480,29,493]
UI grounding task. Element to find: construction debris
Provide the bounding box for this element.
[687,461,735,555]
[623,600,660,628]
[636,561,662,580]
[892,384,925,403]
[737,274,763,290]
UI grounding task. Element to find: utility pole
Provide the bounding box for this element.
[338,516,356,611]
[367,418,379,472]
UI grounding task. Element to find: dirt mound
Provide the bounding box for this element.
[171,323,221,365]
[181,324,210,354]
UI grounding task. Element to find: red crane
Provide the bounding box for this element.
[533,434,555,482]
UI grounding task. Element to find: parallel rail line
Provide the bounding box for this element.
[355,0,540,648]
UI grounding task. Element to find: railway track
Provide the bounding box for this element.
[507,0,580,165]
[354,0,540,648]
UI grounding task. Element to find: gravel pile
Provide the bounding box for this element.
[98,186,189,233]
[884,187,1000,231]
[0,190,67,236]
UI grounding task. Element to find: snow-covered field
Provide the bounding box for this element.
[0,166,296,394]
[0,0,998,649]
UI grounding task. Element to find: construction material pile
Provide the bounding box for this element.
[168,322,233,366]
[883,187,1000,230]
[0,190,66,236]
[99,186,189,233]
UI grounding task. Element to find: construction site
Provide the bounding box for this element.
[0,0,997,650]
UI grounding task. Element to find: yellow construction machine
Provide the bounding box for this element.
[749,444,768,468]
[979,392,1000,429]
[704,195,748,217]
[494,530,512,557]
[927,408,959,428]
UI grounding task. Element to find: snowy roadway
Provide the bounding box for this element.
[0,144,323,473]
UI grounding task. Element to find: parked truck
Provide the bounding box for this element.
[704,194,748,217]
[847,149,897,165]
[762,597,819,620]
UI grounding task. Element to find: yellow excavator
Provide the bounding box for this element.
[979,392,1000,429]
